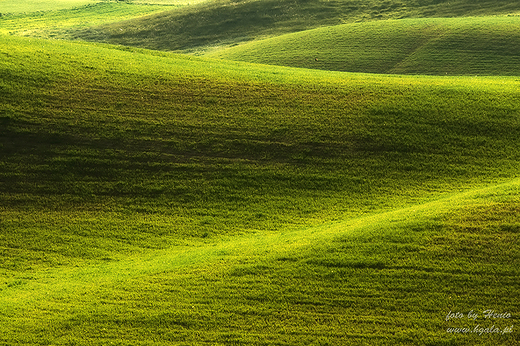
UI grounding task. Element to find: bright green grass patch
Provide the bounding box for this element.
[73,0,520,53]
[131,0,210,4]
[0,0,100,14]
[208,16,520,76]
[0,0,201,15]
[0,1,179,38]
[1,179,518,345]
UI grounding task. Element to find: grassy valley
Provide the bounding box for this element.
[1,0,519,345]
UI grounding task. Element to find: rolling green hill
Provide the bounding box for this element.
[2,0,520,344]
[5,1,520,76]
[0,1,182,39]
[208,16,520,75]
[73,0,520,53]
[0,0,99,14]
[1,34,519,344]
[2,178,519,345]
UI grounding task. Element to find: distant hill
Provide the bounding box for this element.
[73,0,520,53]
[208,16,520,75]
[0,0,97,14]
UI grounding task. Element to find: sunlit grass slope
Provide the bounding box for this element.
[1,35,520,344]
[73,0,520,53]
[0,1,181,38]
[2,178,519,345]
[208,16,520,75]
[0,0,99,14]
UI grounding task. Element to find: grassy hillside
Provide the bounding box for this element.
[3,34,520,237]
[0,0,99,14]
[208,16,520,75]
[0,0,204,14]
[0,1,183,38]
[2,179,519,345]
[1,34,520,344]
[73,0,520,53]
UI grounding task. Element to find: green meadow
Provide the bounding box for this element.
[1,0,519,345]
[208,16,520,75]
[0,0,99,14]
[73,0,520,53]
[0,1,181,39]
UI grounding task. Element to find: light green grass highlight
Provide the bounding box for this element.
[208,16,520,75]
[0,0,100,14]
[1,179,519,345]
[0,2,179,37]
[131,0,209,4]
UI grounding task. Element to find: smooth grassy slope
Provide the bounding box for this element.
[1,176,519,345]
[208,16,520,75]
[0,0,201,14]
[0,0,99,14]
[73,0,520,53]
[1,35,520,344]
[2,34,520,240]
[0,1,181,38]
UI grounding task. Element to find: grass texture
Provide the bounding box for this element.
[2,179,519,345]
[73,0,520,53]
[0,1,181,38]
[208,16,520,76]
[1,33,519,344]
[0,0,100,14]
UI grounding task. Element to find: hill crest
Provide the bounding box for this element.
[73,0,520,53]
[208,16,520,75]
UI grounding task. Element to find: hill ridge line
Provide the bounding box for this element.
[4,178,517,295]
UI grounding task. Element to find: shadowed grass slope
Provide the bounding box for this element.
[208,16,520,75]
[72,0,520,53]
